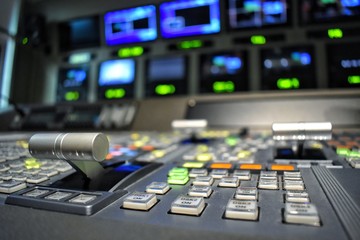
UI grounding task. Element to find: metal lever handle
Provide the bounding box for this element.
[272,122,332,141]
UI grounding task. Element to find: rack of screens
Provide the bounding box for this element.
[200,51,248,94]
[160,0,221,38]
[58,16,100,52]
[300,0,360,24]
[261,46,316,90]
[104,5,157,46]
[146,56,187,97]
[98,59,136,100]
[327,42,360,88]
[57,67,89,102]
[227,0,290,29]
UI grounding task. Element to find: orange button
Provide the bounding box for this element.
[142,145,155,151]
[239,164,262,170]
[271,164,295,171]
[210,163,233,169]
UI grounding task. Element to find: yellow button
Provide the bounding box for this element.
[210,163,233,169]
[196,153,213,162]
[182,162,205,168]
[152,150,165,158]
[196,145,209,153]
[239,164,262,170]
[271,164,295,171]
[237,150,252,159]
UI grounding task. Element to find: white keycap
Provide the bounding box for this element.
[188,186,212,198]
[235,187,258,200]
[122,192,157,211]
[284,203,320,226]
[69,194,97,204]
[210,169,228,179]
[284,180,305,191]
[189,168,208,178]
[192,176,214,186]
[45,191,73,201]
[232,170,251,180]
[225,199,258,220]
[218,177,240,188]
[23,188,50,198]
[258,179,278,190]
[286,191,310,203]
[171,195,205,216]
[146,182,170,195]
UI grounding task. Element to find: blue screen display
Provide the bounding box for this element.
[104,5,157,45]
[148,56,186,82]
[98,59,135,86]
[160,0,221,38]
[228,0,288,29]
[63,69,87,87]
[210,55,243,75]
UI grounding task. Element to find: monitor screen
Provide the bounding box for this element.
[148,56,186,82]
[261,46,316,90]
[160,0,221,38]
[300,0,360,24]
[327,42,360,88]
[104,5,157,45]
[58,16,100,51]
[59,68,88,88]
[227,0,289,29]
[98,59,135,86]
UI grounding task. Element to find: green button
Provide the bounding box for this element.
[168,167,188,176]
[349,151,360,158]
[168,175,189,185]
[337,148,350,156]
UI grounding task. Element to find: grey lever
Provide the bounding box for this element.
[29,133,109,180]
[272,122,332,141]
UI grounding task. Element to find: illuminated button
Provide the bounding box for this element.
[284,180,305,191]
[210,169,228,179]
[284,203,320,226]
[233,170,251,180]
[0,180,27,193]
[44,191,72,201]
[168,167,188,176]
[170,195,205,216]
[235,187,258,200]
[122,192,157,211]
[189,168,208,178]
[151,150,165,159]
[182,162,205,169]
[239,164,262,170]
[337,147,350,156]
[237,150,252,159]
[192,176,214,186]
[168,175,189,185]
[23,188,50,198]
[69,194,97,204]
[218,177,240,188]
[286,191,310,203]
[196,153,213,162]
[258,179,278,190]
[188,186,212,198]
[225,199,259,221]
[210,163,233,169]
[271,164,295,171]
[146,182,170,195]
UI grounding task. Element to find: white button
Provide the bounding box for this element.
[218,177,240,188]
[146,182,170,194]
[122,192,157,211]
[258,179,278,190]
[189,168,208,178]
[350,159,360,168]
[284,180,305,191]
[0,180,27,193]
[23,188,50,198]
[284,203,320,226]
[260,171,277,178]
[286,191,310,203]
[232,170,251,180]
[235,187,258,200]
[210,169,228,179]
[225,199,258,221]
[284,171,302,178]
[171,195,205,216]
[69,194,97,204]
[188,186,212,198]
[26,175,48,184]
[45,191,72,201]
[192,176,214,186]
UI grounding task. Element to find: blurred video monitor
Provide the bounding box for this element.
[58,16,100,51]
[57,67,89,102]
[300,0,360,24]
[227,0,290,29]
[104,5,157,46]
[160,0,221,38]
[327,42,360,88]
[200,51,248,93]
[98,59,136,100]
[146,56,187,96]
[261,46,316,90]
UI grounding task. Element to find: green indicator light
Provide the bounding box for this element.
[182,162,205,168]
[22,37,29,45]
[349,151,360,158]
[179,40,203,49]
[167,175,189,185]
[328,28,343,39]
[348,75,360,84]
[64,91,79,101]
[69,53,91,64]
[155,84,176,95]
[277,78,300,89]
[131,46,144,56]
[213,81,235,93]
[118,48,131,58]
[225,136,238,147]
[105,88,126,99]
[168,167,188,176]
[251,35,266,45]
[337,148,350,156]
